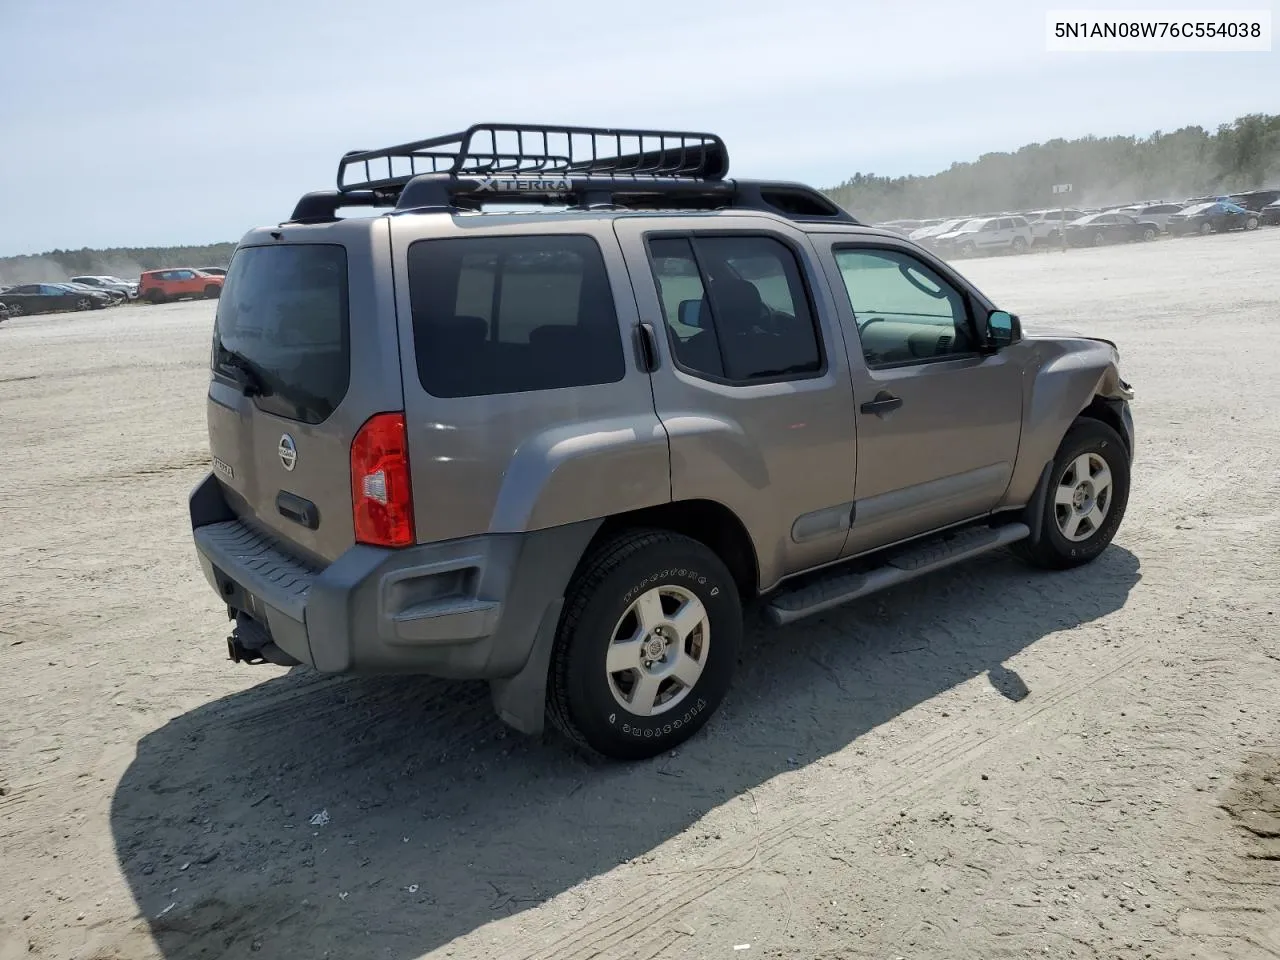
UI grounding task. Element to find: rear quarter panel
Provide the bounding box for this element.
[390,214,671,543]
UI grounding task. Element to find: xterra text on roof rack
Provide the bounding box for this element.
[189,123,1135,760]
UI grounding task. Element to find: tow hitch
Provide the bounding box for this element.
[227,612,300,667]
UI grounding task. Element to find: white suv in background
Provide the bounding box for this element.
[932,215,1033,257]
[1026,209,1085,245]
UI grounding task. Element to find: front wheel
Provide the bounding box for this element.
[1142,227,1157,242]
[1199,221,1213,236]
[1092,231,1107,246]
[76,297,94,311]
[1014,419,1131,570]
[5,303,23,317]
[1010,236,1028,254]
[548,530,742,760]
[1245,216,1259,231]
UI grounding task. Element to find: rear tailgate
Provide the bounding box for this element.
[204,218,401,565]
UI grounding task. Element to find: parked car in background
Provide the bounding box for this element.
[139,268,225,303]
[873,219,926,237]
[71,275,139,300]
[1025,208,1085,245]
[61,281,126,305]
[909,217,973,247]
[197,267,228,276]
[933,215,1033,257]
[1228,190,1280,212]
[1109,202,1185,232]
[1166,201,1260,236]
[1259,199,1280,226]
[1064,212,1162,247]
[0,283,112,316]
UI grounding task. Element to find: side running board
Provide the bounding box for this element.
[764,522,1031,626]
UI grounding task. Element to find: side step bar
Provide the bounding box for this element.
[764,522,1031,626]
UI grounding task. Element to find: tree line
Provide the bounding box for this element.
[824,113,1280,222]
[3,113,1277,282]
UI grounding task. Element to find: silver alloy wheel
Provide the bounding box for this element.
[1054,452,1114,542]
[76,297,93,310]
[606,584,710,716]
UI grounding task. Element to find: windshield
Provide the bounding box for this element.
[956,219,986,233]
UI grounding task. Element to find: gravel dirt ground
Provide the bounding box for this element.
[1,231,1278,960]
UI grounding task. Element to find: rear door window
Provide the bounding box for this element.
[212,244,350,424]
[406,234,626,398]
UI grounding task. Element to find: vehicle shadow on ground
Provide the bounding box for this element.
[110,546,1140,960]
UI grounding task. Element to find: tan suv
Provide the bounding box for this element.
[189,123,1135,761]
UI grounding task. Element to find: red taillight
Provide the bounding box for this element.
[351,412,415,547]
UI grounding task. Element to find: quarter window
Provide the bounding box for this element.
[834,248,978,367]
[647,235,822,382]
[407,234,626,398]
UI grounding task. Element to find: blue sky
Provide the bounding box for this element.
[0,0,1275,255]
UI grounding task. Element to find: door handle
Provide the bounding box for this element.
[860,391,902,416]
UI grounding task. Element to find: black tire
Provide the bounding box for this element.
[1014,418,1131,570]
[204,284,222,300]
[146,289,166,304]
[548,529,742,760]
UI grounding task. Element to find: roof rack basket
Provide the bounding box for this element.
[288,122,856,225]
[338,123,730,191]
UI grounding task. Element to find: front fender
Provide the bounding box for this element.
[1003,337,1128,506]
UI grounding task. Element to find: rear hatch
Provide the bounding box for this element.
[205,221,401,565]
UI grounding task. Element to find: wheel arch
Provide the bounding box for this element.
[584,499,760,602]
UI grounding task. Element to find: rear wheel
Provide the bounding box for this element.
[1245,216,1259,231]
[1014,419,1130,570]
[1142,227,1157,242]
[1010,236,1028,254]
[1092,231,1107,246]
[6,302,23,317]
[1199,221,1213,236]
[75,297,93,311]
[548,530,742,760]
[204,284,221,299]
[958,241,976,258]
[146,289,166,304]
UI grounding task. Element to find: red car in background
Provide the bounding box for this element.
[138,268,223,304]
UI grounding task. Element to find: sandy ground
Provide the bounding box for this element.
[1,231,1278,960]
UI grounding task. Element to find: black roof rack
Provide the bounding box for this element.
[288,122,857,225]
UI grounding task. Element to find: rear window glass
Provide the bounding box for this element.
[212,244,350,424]
[407,234,625,398]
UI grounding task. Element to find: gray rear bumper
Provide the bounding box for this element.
[189,472,598,679]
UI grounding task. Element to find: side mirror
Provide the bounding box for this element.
[677,299,703,328]
[984,310,1020,349]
